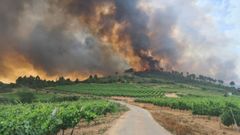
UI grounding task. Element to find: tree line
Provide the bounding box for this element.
[130,69,238,89]
[15,76,80,88]
[0,69,239,91]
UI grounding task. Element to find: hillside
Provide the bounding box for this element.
[82,70,239,96]
[1,71,240,135]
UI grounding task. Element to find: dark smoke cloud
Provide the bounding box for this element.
[66,0,112,16]
[0,0,27,75]
[115,0,161,69]
[0,0,239,83]
[19,23,126,75]
[63,0,161,70]
[0,0,127,78]
[0,0,27,38]
[62,0,116,39]
[149,7,181,68]
[0,0,32,54]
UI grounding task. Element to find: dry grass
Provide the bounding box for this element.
[136,103,240,135]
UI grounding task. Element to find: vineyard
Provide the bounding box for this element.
[50,82,232,99]
[1,82,240,134]
[50,83,240,128]
[52,83,165,97]
[0,99,122,135]
[136,97,240,126]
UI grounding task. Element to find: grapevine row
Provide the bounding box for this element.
[136,97,240,126]
[0,100,120,135]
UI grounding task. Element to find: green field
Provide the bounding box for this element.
[0,99,123,135]
[51,83,226,97]
[136,96,240,115]
[1,72,240,134]
[49,81,240,127]
[52,83,163,97]
[0,87,81,104]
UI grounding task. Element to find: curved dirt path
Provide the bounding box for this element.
[105,101,172,135]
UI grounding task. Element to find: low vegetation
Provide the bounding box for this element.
[0,69,240,134]
[16,91,36,103]
[52,83,165,97]
[136,97,240,126]
[0,99,123,135]
[0,87,83,104]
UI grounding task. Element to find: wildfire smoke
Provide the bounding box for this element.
[0,0,238,83]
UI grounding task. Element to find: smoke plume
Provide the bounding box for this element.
[0,0,239,83]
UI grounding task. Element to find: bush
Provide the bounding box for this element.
[221,103,240,126]
[17,91,36,103]
[192,101,224,116]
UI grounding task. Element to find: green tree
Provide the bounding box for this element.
[75,79,80,83]
[218,80,224,85]
[89,75,93,80]
[94,75,98,80]
[230,81,235,87]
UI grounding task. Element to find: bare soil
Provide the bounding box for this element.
[110,96,135,103]
[165,93,179,98]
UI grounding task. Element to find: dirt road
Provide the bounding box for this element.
[105,101,172,135]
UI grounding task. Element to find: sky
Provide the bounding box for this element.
[196,0,240,83]
[0,0,239,85]
[143,0,240,84]
[197,0,240,43]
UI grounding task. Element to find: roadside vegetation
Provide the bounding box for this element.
[0,69,240,134]
[0,99,124,135]
[136,97,240,126]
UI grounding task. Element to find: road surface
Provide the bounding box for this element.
[106,101,172,135]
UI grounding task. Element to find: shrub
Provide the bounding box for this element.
[17,91,36,103]
[221,103,240,126]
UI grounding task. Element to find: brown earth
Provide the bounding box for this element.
[165,93,179,98]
